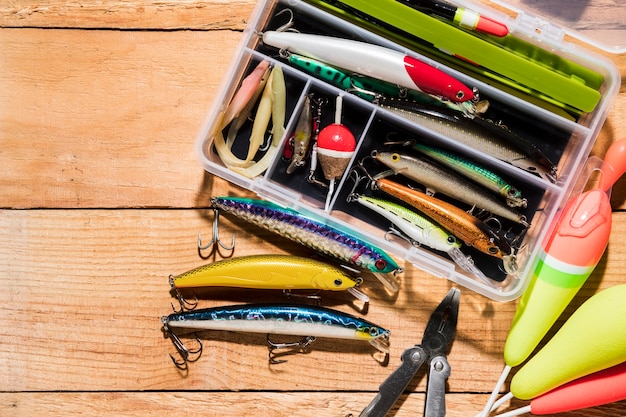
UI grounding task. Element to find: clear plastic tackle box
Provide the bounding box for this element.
[194,0,622,301]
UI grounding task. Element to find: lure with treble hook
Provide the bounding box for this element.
[373,150,528,226]
[210,196,402,292]
[169,254,369,309]
[379,100,556,182]
[411,143,527,209]
[347,192,492,284]
[162,303,390,367]
[285,95,314,174]
[373,177,516,273]
[262,30,475,103]
[286,53,482,116]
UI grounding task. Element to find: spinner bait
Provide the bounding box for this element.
[373,151,528,226]
[286,54,481,116]
[162,303,390,365]
[412,143,527,208]
[374,177,516,273]
[169,254,369,308]
[347,192,491,283]
[379,101,556,182]
[262,30,474,102]
[211,196,402,291]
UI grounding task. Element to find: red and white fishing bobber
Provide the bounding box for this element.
[316,95,357,211]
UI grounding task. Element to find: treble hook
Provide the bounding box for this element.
[267,334,316,364]
[273,8,296,33]
[198,208,236,253]
[169,275,199,313]
[345,167,370,203]
[161,319,203,370]
[384,224,420,248]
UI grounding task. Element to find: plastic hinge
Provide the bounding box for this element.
[515,12,566,46]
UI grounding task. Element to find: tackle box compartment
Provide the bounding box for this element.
[193,0,621,301]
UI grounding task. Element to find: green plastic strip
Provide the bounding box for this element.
[305,0,603,113]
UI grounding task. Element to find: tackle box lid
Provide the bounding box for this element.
[462,0,626,53]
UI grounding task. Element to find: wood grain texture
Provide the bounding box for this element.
[1,0,626,416]
[0,29,238,208]
[0,1,255,30]
[2,392,626,416]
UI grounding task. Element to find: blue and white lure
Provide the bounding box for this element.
[162,303,390,367]
[210,196,402,292]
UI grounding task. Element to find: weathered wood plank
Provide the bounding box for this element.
[1,392,625,417]
[0,1,255,30]
[1,209,625,394]
[0,28,241,208]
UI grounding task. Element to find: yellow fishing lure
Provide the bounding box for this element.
[170,254,368,305]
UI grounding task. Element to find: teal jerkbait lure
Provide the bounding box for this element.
[211,196,402,291]
[412,143,527,208]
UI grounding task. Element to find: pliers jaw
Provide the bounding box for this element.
[357,288,460,417]
[422,287,460,359]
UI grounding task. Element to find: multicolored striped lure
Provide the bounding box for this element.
[210,196,402,291]
[169,254,369,310]
[162,303,390,367]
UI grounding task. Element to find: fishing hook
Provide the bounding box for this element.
[346,76,384,103]
[162,320,203,370]
[282,289,322,304]
[169,275,199,313]
[198,208,236,253]
[267,334,316,364]
[384,224,421,248]
[345,167,371,202]
[273,8,296,33]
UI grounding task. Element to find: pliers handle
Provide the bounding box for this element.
[358,288,460,417]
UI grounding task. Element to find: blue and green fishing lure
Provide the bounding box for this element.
[211,196,401,290]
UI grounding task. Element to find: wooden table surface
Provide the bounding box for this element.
[1,1,625,416]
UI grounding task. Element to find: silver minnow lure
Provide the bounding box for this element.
[162,303,390,353]
[349,193,460,253]
[210,197,401,290]
[380,103,556,182]
[412,143,527,208]
[373,151,528,226]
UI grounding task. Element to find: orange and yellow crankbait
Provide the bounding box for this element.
[170,254,368,309]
